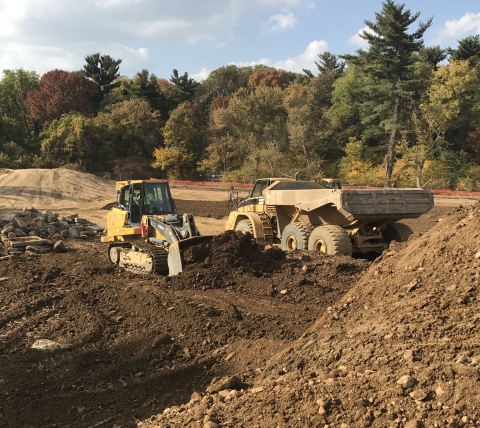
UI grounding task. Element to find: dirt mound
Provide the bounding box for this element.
[147,204,480,427]
[0,168,114,211]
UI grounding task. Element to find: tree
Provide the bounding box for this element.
[40,113,103,170]
[82,53,122,97]
[0,69,41,146]
[25,70,99,123]
[170,69,199,101]
[448,35,480,65]
[152,102,206,179]
[248,70,286,88]
[419,46,447,70]
[98,98,163,160]
[303,51,345,78]
[342,0,432,187]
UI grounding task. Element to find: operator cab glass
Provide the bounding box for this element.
[143,182,174,214]
[250,180,270,198]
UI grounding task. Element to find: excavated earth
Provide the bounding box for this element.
[0,199,473,428]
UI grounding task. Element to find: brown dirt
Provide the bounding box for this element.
[146,203,480,428]
[0,169,478,428]
[0,233,368,428]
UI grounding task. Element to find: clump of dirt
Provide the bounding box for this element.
[148,203,480,428]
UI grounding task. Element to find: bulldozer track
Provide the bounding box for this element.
[108,242,169,275]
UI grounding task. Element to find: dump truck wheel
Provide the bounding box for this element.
[383,223,413,242]
[235,219,254,236]
[281,223,313,251]
[308,225,352,256]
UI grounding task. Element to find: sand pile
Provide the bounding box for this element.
[147,204,480,428]
[0,168,114,211]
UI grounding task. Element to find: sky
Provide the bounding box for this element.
[0,0,479,82]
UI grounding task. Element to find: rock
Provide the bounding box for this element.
[206,376,241,393]
[31,339,72,351]
[53,240,67,253]
[0,214,16,222]
[397,375,416,389]
[67,227,79,238]
[0,245,8,256]
[46,225,57,234]
[190,391,202,402]
[9,237,48,247]
[60,229,68,239]
[14,229,27,237]
[8,232,17,239]
[409,389,427,401]
[403,350,414,361]
[24,206,39,213]
[2,225,14,234]
[36,219,46,230]
[25,245,53,254]
[28,231,39,236]
[85,224,105,232]
[12,217,28,230]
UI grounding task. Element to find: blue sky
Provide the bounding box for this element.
[0,0,479,81]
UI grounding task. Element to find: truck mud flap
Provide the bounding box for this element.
[167,236,213,276]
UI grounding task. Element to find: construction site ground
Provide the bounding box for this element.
[0,169,479,428]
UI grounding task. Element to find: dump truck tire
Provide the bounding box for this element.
[383,223,413,242]
[281,223,313,251]
[308,225,352,256]
[235,219,254,236]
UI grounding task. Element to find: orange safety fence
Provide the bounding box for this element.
[155,179,480,197]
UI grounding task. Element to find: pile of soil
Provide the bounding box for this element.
[147,203,480,428]
[0,233,368,427]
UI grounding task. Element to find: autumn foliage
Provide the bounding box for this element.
[25,70,99,123]
[247,70,286,88]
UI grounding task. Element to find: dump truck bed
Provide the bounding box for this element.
[264,186,434,222]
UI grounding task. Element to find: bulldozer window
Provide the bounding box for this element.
[143,183,174,214]
[130,183,142,224]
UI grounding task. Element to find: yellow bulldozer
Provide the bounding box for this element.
[101,180,210,275]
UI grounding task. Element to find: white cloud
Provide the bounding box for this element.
[192,68,211,82]
[439,12,480,38]
[0,0,312,75]
[349,26,373,49]
[265,12,297,33]
[231,40,328,73]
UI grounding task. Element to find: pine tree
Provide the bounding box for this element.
[342,0,432,187]
[82,53,122,100]
[448,35,480,65]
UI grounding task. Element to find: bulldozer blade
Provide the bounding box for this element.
[167,236,213,276]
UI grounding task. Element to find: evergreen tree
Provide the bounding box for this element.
[419,46,447,70]
[448,35,480,65]
[303,51,345,78]
[170,69,199,101]
[82,53,122,103]
[342,0,432,187]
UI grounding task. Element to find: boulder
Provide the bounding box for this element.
[53,240,67,253]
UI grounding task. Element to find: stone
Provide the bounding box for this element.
[67,227,79,238]
[60,229,68,239]
[0,245,8,256]
[85,224,105,232]
[25,245,53,254]
[403,350,414,361]
[2,225,14,234]
[46,225,57,234]
[31,339,72,351]
[53,240,67,253]
[409,389,427,401]
[12,217,28,230]
[397,375,416,389]
[9,237,48,247]
[206,376,241,393]
[24,206,39,213]
[14,229,26,237]
[190,391,202,402]
[8,232,17,240]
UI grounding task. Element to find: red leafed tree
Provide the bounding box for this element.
[25,70,99,123]
[247,70,286,89]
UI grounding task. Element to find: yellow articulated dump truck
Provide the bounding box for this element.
[225,178,434,255]
[101,180,211,276]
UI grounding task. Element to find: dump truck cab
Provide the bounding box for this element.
[321,178,342,189]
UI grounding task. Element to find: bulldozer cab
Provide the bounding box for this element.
[117,181,175,225]
[321,178,342,189]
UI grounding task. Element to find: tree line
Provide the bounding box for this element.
[1,0,480,189]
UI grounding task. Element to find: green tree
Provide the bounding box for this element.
[40,114,103,170]
[419,46,447,70]
[170,69,199,102]
[82,53,122,104]
[342,0,432,187]
[152,102,206,179]
[303,51,345,78]
[448,35,480,65]
[0,69,41,150]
